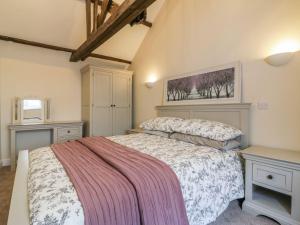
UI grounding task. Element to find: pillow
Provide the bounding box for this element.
[143,130,170,138]
[139,117,184,133]
[170,133,241,151]
[172,119,243,141]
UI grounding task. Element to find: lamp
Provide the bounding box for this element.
[265,39,299,66]
[264,52,295,66]
[145,73,157,88]
[145,81,155,88]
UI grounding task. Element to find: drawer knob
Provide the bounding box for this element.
[67,130,71,134]
[267,175,273,180]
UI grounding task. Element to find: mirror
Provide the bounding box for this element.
[22,99,44,123]
[12,97,51,124]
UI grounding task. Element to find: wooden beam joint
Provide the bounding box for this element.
[97,0,110,26]
[72,0,157,62]
[91,0,152,28]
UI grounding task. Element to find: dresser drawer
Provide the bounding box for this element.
[252,163,292,192]
[57,127,81,143]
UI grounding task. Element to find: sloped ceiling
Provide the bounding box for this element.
[0,0,165,61]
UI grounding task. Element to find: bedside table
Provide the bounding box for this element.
[126,128,144,134]
[241,146,300,225]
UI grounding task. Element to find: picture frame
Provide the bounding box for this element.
[163,61,242,105]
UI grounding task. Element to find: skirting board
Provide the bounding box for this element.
[1,158,11,167]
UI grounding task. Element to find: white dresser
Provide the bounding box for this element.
[242,146,300,225]
[8,121,84,170]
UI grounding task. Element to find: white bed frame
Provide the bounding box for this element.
[156,103,251,148]
[7,150,29,225]
[8,103,251,225]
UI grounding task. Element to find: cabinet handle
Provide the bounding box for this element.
[267,175,273,180]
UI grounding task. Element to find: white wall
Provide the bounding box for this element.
[0,42,83,164]
[131,0,300,151]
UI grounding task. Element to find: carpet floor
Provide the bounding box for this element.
[0,166,279,225]
[209,200,279,225]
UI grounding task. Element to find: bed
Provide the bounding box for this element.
[8,103,251,225]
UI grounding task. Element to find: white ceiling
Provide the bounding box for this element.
[0,0,165,61]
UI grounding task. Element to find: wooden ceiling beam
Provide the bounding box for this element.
[86,0,92,37]
[92,0,119,13]
[0,34,131,64]
[91,0,152,28]
[93,0,99,32]
[97,0,110,26]
[71,0,156,62]
[141,20,152,28]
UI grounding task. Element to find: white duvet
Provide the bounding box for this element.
[28,133,244,225]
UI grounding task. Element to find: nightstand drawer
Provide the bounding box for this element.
[253,163,292,192]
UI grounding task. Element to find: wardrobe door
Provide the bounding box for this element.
[92,71,113,136]
[112,73,132,135]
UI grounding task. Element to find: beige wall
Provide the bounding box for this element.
[0,42,83,164]
[131,0,300,151]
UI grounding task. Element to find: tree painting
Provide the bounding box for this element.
[166,68,235,101]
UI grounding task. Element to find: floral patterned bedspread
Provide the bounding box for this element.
[28,133,244,225]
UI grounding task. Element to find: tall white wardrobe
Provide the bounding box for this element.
[81,65,133,137]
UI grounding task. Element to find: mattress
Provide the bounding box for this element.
[28,133,244,225]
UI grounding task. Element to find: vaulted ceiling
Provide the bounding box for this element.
[0,0,165,61]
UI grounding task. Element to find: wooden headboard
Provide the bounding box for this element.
[156,103,251,148]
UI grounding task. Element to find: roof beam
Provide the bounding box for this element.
[141,20,152,28]
[92,0,118,14]
[97,0,110,26]
[0,34,131,64]
[92,0,99,32]
[86,0,92,37]
[91,0,152,28]
[70,0,156,62]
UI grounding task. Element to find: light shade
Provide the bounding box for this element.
[265,52,295,66]
[145,81,155,88]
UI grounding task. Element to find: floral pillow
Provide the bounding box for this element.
[139,117,184,133]
[172,119,243,141]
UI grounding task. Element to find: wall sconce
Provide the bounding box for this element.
[145,81,156,88]
[145,73,157,88]
[265,52,295,66]
[265,39,299,66]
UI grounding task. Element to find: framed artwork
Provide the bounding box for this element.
[163,62,242,105]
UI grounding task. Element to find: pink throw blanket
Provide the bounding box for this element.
[52,136,189,225]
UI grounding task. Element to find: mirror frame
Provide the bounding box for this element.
[12,97,51,124]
